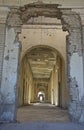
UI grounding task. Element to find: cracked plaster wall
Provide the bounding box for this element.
[61,9,84,122]
[0,27,21,121]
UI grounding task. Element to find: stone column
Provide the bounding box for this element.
[79,12,84,123]
[0,7,9,87]
[71,9,84,122]
[61,10,84,122]
[28,84,31,104]
[0,8,22,122]
[53,65,59,106]
[51,71,54,105]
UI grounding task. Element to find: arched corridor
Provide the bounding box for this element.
[17,45,69,122]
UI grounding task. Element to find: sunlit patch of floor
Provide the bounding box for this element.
[17,103,69,123]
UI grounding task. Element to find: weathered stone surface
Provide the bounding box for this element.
[0,26,21,121]
[0,26,6,88]
[0,104,16,121]
[7,8,22,28]
[61,9,84,122]
[0,7,10,88]
[0,3,84,124]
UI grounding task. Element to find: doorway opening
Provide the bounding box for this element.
[17,43,68,122]
[16,3,69,122]
[38,91,45,102]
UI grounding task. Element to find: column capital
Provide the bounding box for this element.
[72,8,84,26]
[7,7,22,28]
[61,9,81,32]
[7,7,22,33]
[80,14,84,26]
[0,7,9,24]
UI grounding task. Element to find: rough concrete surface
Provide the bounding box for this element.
[1,104,84,130]
[0,122,84,130]
[17,104,69,123]
[0,1,84,123]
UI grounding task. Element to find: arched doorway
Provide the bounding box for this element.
[38,91,45,102]
[0,2,84,123]
[18,45,67,108]
[17,45,68,122]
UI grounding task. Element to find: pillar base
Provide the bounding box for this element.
[0,104,16,122]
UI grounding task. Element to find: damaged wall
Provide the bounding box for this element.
[0,1,84,123]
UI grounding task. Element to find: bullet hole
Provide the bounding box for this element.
[5,55,9,60]
[11,49,13,52]
[5,77,7,81]
[23,36,26,39]
[76,84,78,88]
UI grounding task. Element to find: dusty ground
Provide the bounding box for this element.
[0,103,84,130]
[17,103,69,123]
[0,122,84,130]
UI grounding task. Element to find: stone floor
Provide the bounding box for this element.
[0,121,84,130]
[0,103,84,130]
[17,103,69,123]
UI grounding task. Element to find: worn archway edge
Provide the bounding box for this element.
[21,44,65,61]
[0,2,84,123]
[20,44,66,108]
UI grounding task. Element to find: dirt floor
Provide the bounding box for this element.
[0,104,84,130]
[17,103,69,123]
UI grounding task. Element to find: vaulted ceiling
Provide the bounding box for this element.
[26,47,57,79]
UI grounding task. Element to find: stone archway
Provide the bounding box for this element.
[18,45,66,107]
[0,2,84,123]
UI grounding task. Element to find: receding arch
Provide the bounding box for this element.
[22,45,65,62]
[18,45,67,108]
